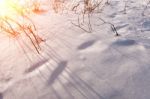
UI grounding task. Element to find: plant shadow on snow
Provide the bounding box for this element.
[0,93,3,99]
[37,33,135,99]
[69,39,147,99]
[44,59,105,99]
[3,0,150,98]
[66,68,109,99]
[47,61,67,85]
[35,37,107,98]
[100,39,138,66]
[25,59,49,73]
[68,72,105,99]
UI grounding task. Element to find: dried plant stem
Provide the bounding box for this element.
[0,16,42,54]
[71,14,92,33]
[99,17,119,36]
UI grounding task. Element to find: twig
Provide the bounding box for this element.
[99,17,120,36]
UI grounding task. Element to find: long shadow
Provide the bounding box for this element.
[65,68,105,99]
[55,35,74,50]
[44,58,105,99]
[53,69,90,99]
[16,37,33,63]
[14,30,108,99]
[77,40,96,50]
[34,59,76,99]
[45,60,89,99]
[45,37,132,99]
[111,39,136,46]
[25,58,49,73]
[47,61,67,85]
[19,44,105,99]
[39,45,91,99]
[43,46,61,64]
[0,93,3,99]
[43,35,106,99]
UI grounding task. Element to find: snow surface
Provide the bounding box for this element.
[0,0,150,99]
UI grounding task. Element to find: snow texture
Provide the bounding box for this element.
[0,0,150,99]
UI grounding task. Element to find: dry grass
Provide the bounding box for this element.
[70,0,114,33]
[0,0,120,54]
[0,0,45,54]
[49,0,119,36]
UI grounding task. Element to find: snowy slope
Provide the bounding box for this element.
[1,0,150,99]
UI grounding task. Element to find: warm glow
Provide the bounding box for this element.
[0,0,10,16]
[0,0,27,17]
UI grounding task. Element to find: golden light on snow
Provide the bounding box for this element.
[0,0,11,16]
[0,0,27,17]
[0,0,43,54]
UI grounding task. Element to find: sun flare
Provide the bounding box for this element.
[0,0,28,17]
[0,0,43,53]
[0,0,11,16]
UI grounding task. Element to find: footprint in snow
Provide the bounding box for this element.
[112,39,136,46]
[77,40,96,50]
[47,61,67,85]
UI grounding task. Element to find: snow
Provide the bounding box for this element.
[0,0,150,99]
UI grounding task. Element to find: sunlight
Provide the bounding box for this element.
[0,0,43,53]
[0,0,28,17]
[0,0,11,16]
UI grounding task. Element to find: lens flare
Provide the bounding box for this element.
[0,0,10,16]
[0,0,28,17]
